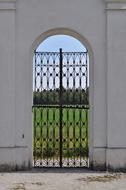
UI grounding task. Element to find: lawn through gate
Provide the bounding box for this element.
[33,107,89,167]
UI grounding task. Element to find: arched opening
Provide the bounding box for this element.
[32,29,93,168]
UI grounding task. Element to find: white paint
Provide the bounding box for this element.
[0,0,125,171]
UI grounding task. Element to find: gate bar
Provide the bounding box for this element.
[59,48,63,167]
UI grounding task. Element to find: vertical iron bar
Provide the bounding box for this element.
[79,54,82,166]
[73,108,76,166]
[85,52,88,107]
[59,48,63,168]
[85,52,88,160]
[79,107,82,166]
[33,108,37,166]
[47,55,49,166]
[53,55,56,166]
[53,108,55,166]
[33,52,37,166]
[79,54,82,105]
[72,54,76,166]
[40,54,43,165]
[66,56,69,166]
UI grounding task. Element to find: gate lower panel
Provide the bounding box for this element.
[33,107,89,167]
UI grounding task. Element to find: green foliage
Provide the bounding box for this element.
[33,88,89,105]
[33,108,89,159]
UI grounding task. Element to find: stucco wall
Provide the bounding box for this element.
[0,0,125,171]
[106,0,126,170]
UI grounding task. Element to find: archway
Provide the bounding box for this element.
[32,28,94,168]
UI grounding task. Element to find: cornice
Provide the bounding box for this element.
[0,0,16,11]
[105,0,126,2]
[105,0,126,10]
[0,0,16,2]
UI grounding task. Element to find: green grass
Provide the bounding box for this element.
[32,107,89,159]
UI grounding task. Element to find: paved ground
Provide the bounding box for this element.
[0,169,126,190]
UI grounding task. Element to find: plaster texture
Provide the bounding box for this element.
[0,0,125,171]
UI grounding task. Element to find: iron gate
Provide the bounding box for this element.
[33,49,89,167]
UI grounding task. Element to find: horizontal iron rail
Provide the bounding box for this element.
[34,64,87,67]
[35,51,88,54]
[32,105,89,109]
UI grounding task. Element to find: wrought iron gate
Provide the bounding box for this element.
[33,49,89,167]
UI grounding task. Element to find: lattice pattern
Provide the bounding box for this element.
[33,50,89,167]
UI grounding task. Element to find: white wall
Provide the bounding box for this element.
[15,0,107,170]
[106,0,126,170]
[0,0,125,171]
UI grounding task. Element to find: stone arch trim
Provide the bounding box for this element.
[31,27,95,166]
[31,28,94,60]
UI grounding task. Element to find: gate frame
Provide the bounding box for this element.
[31,28,94,167]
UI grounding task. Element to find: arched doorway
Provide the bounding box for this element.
[32,29,93,168]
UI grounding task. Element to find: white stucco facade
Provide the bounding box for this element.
[0,0,126,171]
